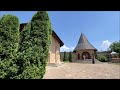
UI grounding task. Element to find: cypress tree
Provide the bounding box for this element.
[0,15,19,79]
[63,51,67,61]
[14,23,31,79]
[18,23,31,52]
[15,11,52,79]
[30,11,52,78]
[69,51,72,62]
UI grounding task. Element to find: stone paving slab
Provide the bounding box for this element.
[43,63,120,79]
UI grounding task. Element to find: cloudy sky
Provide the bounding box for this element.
[0,11,119,52]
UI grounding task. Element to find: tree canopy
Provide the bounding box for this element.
[110,41,120,53]
[109,41,120,57]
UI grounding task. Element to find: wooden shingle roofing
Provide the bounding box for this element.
[74,33,97,51]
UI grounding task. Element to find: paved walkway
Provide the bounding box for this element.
[43,63,120,79]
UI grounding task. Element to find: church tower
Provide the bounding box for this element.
[73,33,97,60]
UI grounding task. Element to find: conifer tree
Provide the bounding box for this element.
[69,51,72,62]
[15,11,52,79]
[0,15,19,79]
[63,51,67,61]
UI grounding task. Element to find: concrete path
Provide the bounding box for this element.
[43,63,120,79]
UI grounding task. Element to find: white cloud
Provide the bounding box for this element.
[100,40,112,51]
[60,45,69,52]
[60,45,75,52]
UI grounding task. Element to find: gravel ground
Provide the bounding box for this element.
[43,63,120,79]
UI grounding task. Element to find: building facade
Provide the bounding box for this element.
[48,31,64,63]
[20,23,64,64]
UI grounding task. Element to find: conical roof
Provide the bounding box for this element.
[74,33,97,51]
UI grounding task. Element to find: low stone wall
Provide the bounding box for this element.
[111,58,120,63]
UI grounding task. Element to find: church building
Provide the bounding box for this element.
[20,23,64,64]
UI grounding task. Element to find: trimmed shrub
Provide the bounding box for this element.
[0,15,19,79]
[97,55,108,62]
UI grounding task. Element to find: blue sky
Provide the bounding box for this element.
[0,11,119,52]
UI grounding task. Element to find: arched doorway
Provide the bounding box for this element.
[77,53,80,60]
[82,52,91,59]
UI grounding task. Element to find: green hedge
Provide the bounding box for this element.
[97,55,108,62]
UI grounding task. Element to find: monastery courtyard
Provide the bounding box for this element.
[43,62,120,79]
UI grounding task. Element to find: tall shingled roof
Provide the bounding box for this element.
[74,33,97,51]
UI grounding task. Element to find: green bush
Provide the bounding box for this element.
[97,55,108,62]
[0,15,19,79]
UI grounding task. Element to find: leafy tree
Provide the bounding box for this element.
[69,51,72,62]
[110,41,120,58]
[0,15,19,79]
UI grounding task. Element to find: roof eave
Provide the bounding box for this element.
[52,30,64,47]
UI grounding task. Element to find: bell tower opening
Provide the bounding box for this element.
[82,52,91,59]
